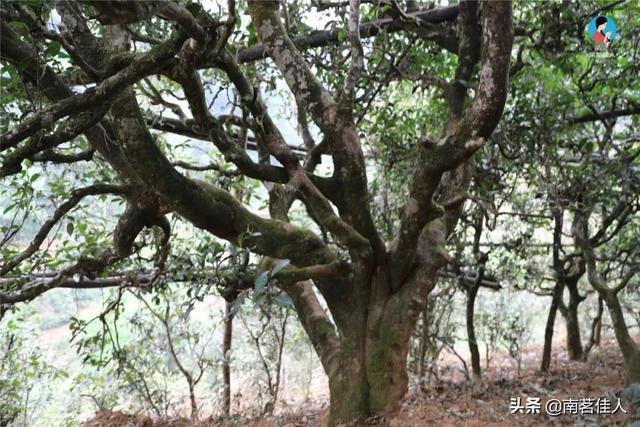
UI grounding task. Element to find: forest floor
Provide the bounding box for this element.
[83,340,639,426]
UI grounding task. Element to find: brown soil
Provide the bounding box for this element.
[83,341,639,427]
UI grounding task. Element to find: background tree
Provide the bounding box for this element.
[488,0,640,372]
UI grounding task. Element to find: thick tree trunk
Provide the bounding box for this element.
[326,351,371,425]
[560,279,584,361]
[318,268,439,425]
[326,343,413,425]
[366,326,413,417]
[560,299,584,361]
[563,307,583,360]
[627,352,640,384]
[540,281,564,372]
[602,291,640,384]
[325,322,371,425]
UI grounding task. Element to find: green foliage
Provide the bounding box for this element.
[253,259,292,308]
[0,310,66,426]
[69,287,222,418]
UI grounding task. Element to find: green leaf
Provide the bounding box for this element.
[66,222,74,235]
[77,222,87,234]
[254,271,269,295]
[44,41,61,57]
[7,21,29,37]
[273,293,293,308]
[271,259,290,275]
[337,28,347,42]
[3,203,17,214]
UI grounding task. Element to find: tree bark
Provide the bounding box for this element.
[327,351,371,425]
[602,291,640,384]
[593,298,602,346]
[584,296,603,359]
[465,219,485,381]
[326,342,420,424]
[417,301,429,381]
[540,281,563,372]
[559,280,584,361]
[560,274,586,361]
[308,249,443,425]
[466,282,482,380]
[562,303,584,361]
[222,301,233,417]
[627,352,640,385]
